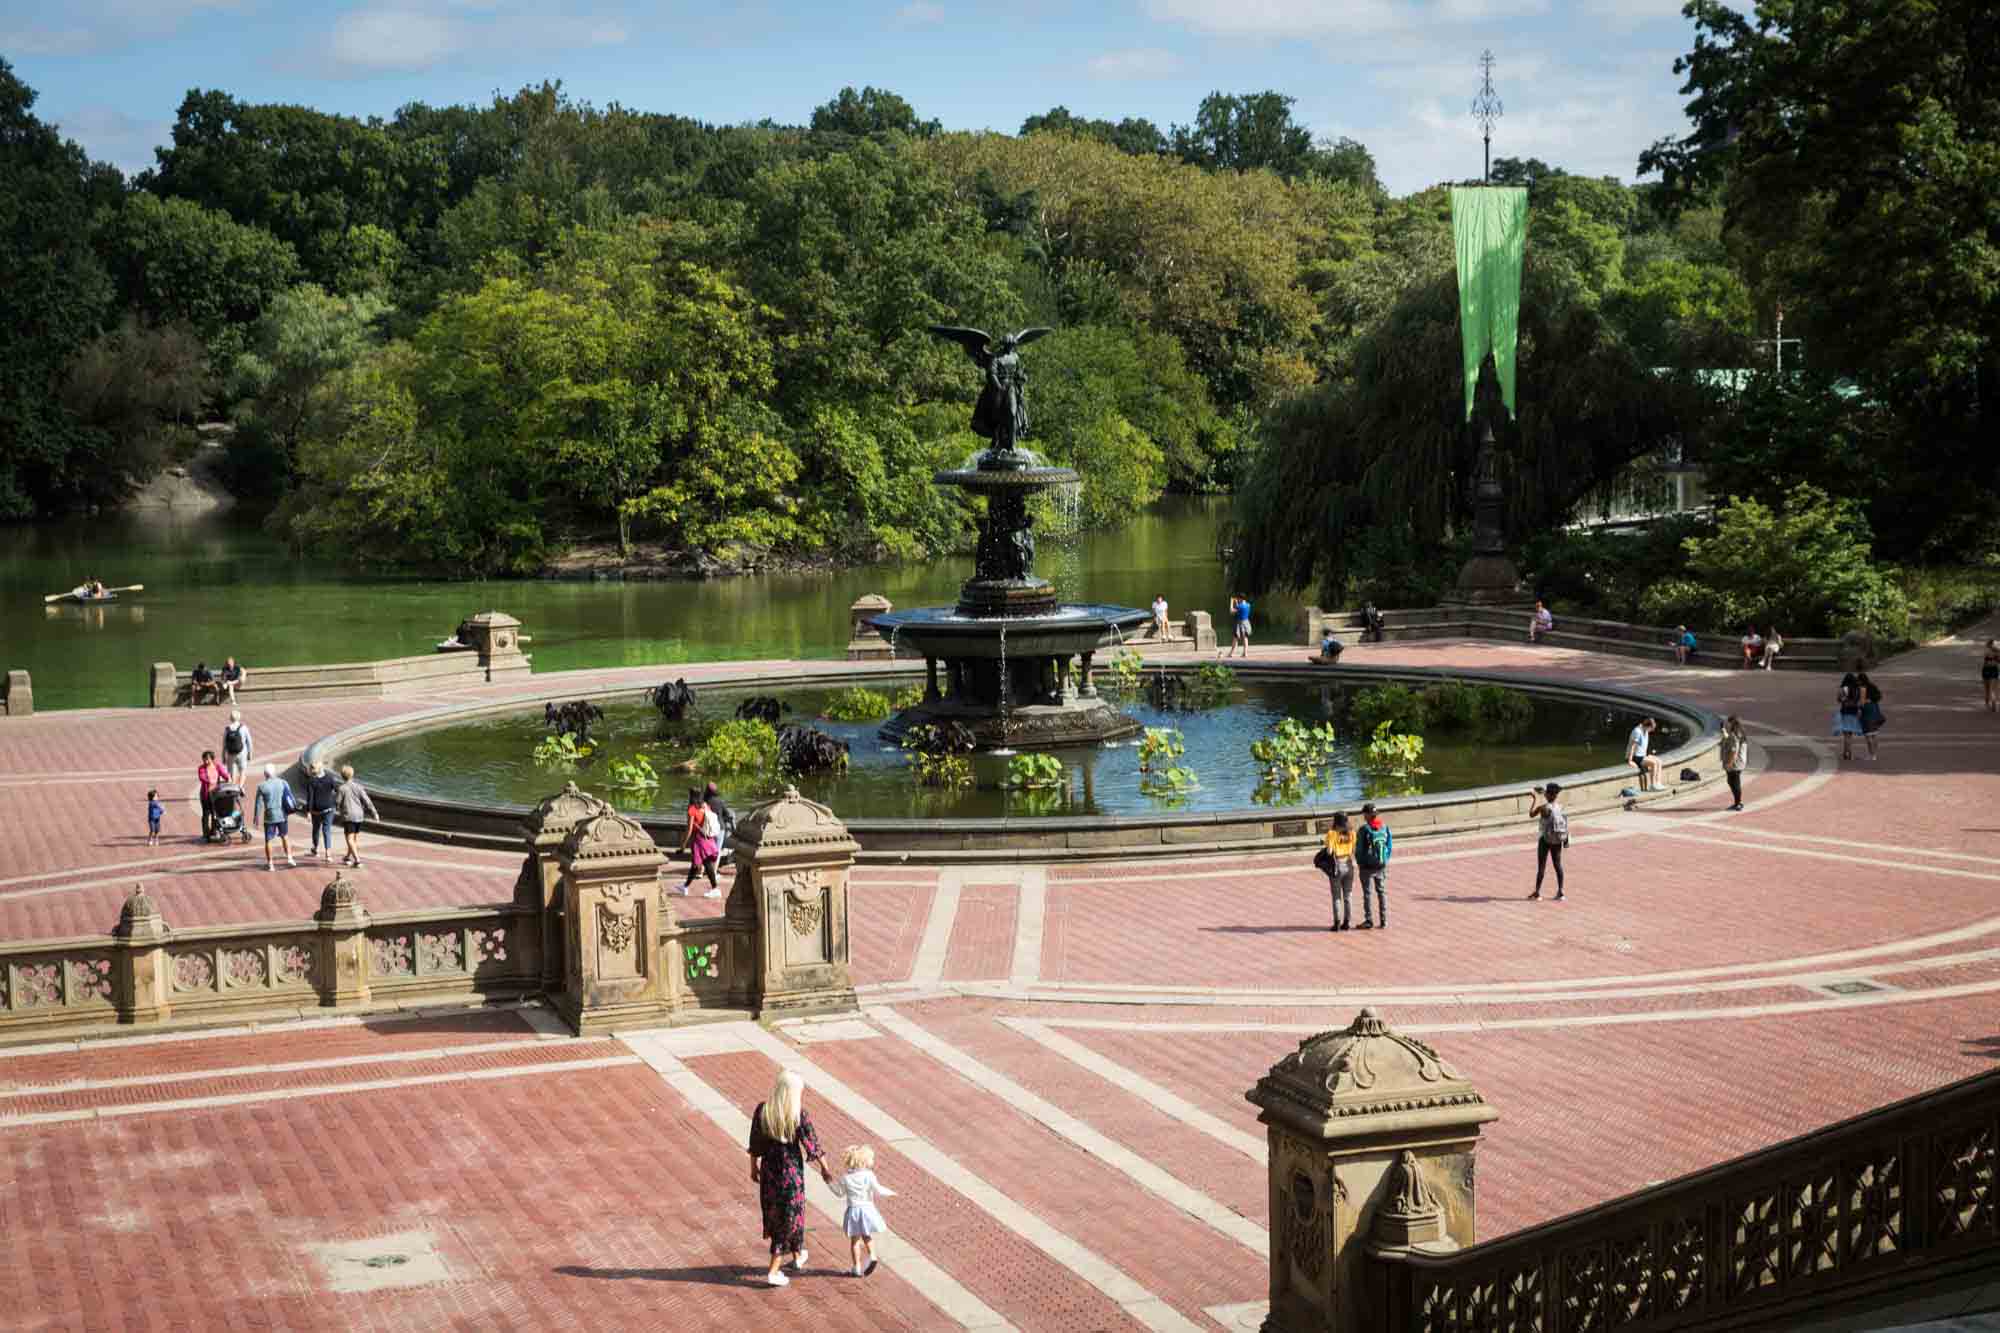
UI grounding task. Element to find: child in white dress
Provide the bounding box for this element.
[837,1144,896,1276]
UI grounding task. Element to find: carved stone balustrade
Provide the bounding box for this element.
[553,810,674,1035]
[519,782,611,993]
[729,785,860,1020]
[1247,1006,1498,1331]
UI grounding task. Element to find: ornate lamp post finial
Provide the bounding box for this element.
[1471,49,1503,183]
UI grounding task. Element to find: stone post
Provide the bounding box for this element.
[1246,1007,1497,1332]
[312,873,371,1008]
[2,669,31,717]
[730,786,860,1020]
[847,594,894,661]
[462,611,531,681]
[111,886,171,1026]
[1185,611,1216,653]
[150,662,178,708]
[518,782,611,995]
[554,810,675,1034]
[1449,418,1524,605]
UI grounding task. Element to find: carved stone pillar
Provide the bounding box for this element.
[1184,611,1216,653]
[2,669,31,717]
[519,782,611,994]
[555,811,675,1034]
[1246,1007,1496,1331]
[111,886,171,1025]
[848,594,894,660]
[312,873,371,1008]
[462,611,531,681]
[730,786,859,1020]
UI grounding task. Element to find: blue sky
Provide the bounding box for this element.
[5,0,1722,196]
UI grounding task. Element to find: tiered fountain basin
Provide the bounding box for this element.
[308,663,1720,863]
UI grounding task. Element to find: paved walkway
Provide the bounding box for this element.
[3,625,1997,1330]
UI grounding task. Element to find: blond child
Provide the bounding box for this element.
[836,1144,896,1276]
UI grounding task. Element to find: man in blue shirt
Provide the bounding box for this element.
[1230,595,1253,658]
[253,762,297,870]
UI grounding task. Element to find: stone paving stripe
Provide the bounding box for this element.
[0,1035,558,1097]
[999,1018,1267,1162]
[871,1007,1270,1258]
[911,868,966,986]
[619,1027,1016,1332]
[732,1019,1207,1333]
[1648,828,2000,885]
[0,1052,641,1127]
[1010,867,1046,985]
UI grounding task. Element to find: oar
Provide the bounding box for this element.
[42,583,143,603]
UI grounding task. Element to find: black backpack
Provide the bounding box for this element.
[224,726,245,755]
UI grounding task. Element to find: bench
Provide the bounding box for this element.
[151,650,530,708]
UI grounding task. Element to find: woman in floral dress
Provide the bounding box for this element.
[748,1069,833,1286]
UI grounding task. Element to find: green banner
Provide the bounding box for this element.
[1450,186,1528,421]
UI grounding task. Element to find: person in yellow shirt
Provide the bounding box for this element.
[1319,812,1357,931]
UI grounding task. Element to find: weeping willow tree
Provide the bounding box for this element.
[1226,255,1728,604]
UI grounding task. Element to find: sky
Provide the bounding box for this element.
[3,0,1723,196]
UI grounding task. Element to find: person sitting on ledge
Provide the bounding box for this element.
[1362,603,1386,643]
[1740,625,1763,669]
[219,657,246,702]
[1317,627,1344,664]
[1761,627,1784,670]
[188,661,219,707]
[1150,593,1169,640]
[1528,600,1554,643]
[1673,626,1697,665]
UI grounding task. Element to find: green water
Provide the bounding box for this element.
[0,498,1293,710]
[348,680,1659,820]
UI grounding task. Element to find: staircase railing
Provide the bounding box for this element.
[1380,1065,2000,1331]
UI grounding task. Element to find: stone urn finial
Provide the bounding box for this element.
[1371,1150,1452,1255]
[1248,1006,1493,1140]
[314,872,368,926]
[114,884,169,940]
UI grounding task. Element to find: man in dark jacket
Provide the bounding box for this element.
[1354,802,1393,929]
[306,761,343,863]
[704,782,736,866]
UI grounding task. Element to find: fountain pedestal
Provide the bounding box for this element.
[870,450,1149,751]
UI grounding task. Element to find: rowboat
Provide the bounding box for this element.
[43,583,143,604]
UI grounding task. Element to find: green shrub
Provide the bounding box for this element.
[1418,681,1481,730]
[822,686,892,722]
[1102,649,1144,698]
[907,751,973,789]
[1474,684,1533,740]
[694,719,779,774]
[1350,684,1427,738]
[1418,680,1534,740]
[606,754,659,789]
[1677,484,1909,637]
[1363,720,1429,777]
[1186,662,1237,707]
[889,682,925,710]
[1005,752,1067,789]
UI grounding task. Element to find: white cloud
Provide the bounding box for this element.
[0,0,250,56]
[48,103,173,174]
[895,1,946,24]
[314,2,631,76]
[1086,47,1185,79]
[1143,0,1546,39]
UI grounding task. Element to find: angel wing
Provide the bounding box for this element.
[1009,327,1055,347]
[927,325,993,361]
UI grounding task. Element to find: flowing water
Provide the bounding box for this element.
[1,497,1275,710]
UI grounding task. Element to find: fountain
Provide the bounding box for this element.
[868,326,1152,749]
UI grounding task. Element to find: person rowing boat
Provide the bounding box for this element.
[43,581,143,604]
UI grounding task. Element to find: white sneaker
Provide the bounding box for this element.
[791,1249,807,1269]
[766,1271,789,1287]
[704,888,722,898]
[853,1264,864,1277]
[286,857,297,868]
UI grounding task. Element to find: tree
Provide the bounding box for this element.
[97,193,301,369]
[1172,91,1317,177]
[230,284,391,468]
[60,318,209,488]
[1640,0,1999,554]
[810,86,939,139]
[1020,107,1167,156]
[0,59,118,518]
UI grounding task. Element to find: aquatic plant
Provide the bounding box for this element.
[694,719,779,774]
[823,686,892,722]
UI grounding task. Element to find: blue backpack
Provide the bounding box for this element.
[1358,822,1392,867]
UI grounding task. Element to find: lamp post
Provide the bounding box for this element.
[1471,51,1502,183]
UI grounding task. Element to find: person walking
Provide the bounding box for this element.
[704,781,737,869]
[197,749,227,841]
[1834,672,1864,761]
[836,1144,897,1277]
[1525,782,1568,900]
[305,760,342,863]
[1761,627,1785,670]
[334,764,379,867]
[252,762,297,871]
[221,710,253,786]
[1857,671,1885,760]
[1984,639,2000,713]
[748,1069,834,1287]
[1318,812,1356,931]
[146,789,164,846]
[1720,715,1749,811]
[678,787,722,897]
[1354,802,1392,929]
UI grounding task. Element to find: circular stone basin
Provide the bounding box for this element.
[869,603,1153,660]
[337,672,1687,823]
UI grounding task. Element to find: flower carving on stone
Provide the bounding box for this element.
[471,928,509,967]
[17,963,59,1008]
[69,957,113,1003]
[172,952,215,994]
[781,872,825,937]
[418,930,465,974]
[275,945,313,986]
[600,903,637,954]
[222,948,266,989]
[370,934,414,977]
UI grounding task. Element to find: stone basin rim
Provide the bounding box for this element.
[302,662,1722,864]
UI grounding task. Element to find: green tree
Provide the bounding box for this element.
[1677,484,1907,636]
[1019,106,1167,156]
[1171,91,1315,176]
[810,86,940,139]
[231,284,391,474]
[0,59,118,518]
[97,193,301,369]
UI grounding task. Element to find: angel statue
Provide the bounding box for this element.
[928,325,1054,462]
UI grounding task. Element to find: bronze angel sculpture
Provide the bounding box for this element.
[928,325,1054,459]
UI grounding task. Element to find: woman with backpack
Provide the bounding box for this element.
[679,786,722,897]
[1856,671,1885,760]
[1834,673,1864,761]
[1314,812,1357,931]
[1526,782,1568,901]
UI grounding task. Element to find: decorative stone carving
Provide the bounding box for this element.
[523,781,610,839]
[222,948,266,989]
[1287,1169,1329,1281]
[275,945,314,986]
[114,885,168,939]
[685,941,721,981]
[1251,1005,1491,1138]
[370,934,414,977]
[470,928,509,968]
[68,957,113,1003]
[15,963,59,1008]
[732,787,858,1020]
[599,901,637,954]
[553,809,670,1034]
[417,930,465,974]
[314,873,366,925]
[171,952,214,993]
[783,871,825,937]
[1372,1150,1451,1254]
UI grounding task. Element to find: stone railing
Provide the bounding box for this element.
[150,611,531,707]
[0,881,540,1039]
[1305,605,1856,671]
[1381,1064,2000,1331]
[1,669,29,717]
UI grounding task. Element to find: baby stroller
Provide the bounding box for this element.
[207,783,250,843]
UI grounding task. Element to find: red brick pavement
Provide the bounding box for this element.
[941,882,1019,982]
[848,874,937,987]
